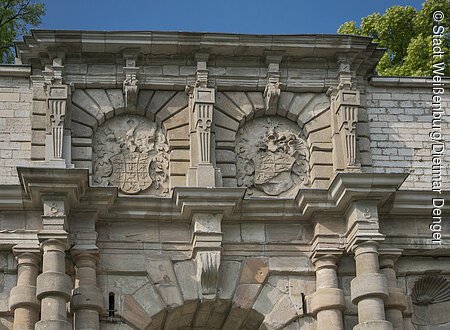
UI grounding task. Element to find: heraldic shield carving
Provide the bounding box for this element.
[92,115,169,196]
[236,117,310,197]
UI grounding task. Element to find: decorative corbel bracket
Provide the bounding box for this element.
[264,53,283,114]
[191,213,223,300]
[123,54,139,109]
[175,188,244,300]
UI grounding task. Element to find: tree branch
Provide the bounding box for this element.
[0,0,32,29]
[0,44,14,50]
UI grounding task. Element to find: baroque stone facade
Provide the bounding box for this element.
[0,30,448,330]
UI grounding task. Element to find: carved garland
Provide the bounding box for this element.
[92,115,169,196]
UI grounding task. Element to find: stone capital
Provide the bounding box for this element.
[70,248,99,267]
[379,248,403,269]
[12,244,41,263]
[38,236,69,251]
[312,253,341,271]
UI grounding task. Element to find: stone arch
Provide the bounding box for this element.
[70,89,190,188]
[98,256,314,330]
[214,91,332,189]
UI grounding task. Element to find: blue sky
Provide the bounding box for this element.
[39,0,425,34]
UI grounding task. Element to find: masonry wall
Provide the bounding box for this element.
[0,75,32,184]
[366,82,450,190]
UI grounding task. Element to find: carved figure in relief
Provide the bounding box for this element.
[92,115,169,195]
[236,117,310,196]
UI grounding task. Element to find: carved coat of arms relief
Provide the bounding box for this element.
[236,117,310,197]
[92,115,169,196]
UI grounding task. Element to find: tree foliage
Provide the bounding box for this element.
[338,0,450,76]
[0,0,45,63]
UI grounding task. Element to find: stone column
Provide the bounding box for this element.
[71,249,104,330]
[9,245,41,330]
[36,197,72,330]
[379,250,407,330]
[308,254,345,330]
[351,241,392,330]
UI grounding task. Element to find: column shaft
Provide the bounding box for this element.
[351,242,392,330]
[71,251,104,330]
[35,239,71,330]
[9,247,41,330]
[309,255,345,330]
[380,253,407,330]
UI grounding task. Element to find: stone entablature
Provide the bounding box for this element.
[0,30,448,330]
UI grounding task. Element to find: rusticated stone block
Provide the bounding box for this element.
[36,271,72,300]
[233,283,261,310]
[353,320,393,330]
[384,287,407,311]
[8,285,39,309]
[306,287,345,315]
[239,257,269,284]
[351,273,388,304]
[71,285,104,312]
[122,294,152,330]
[35,319,71,330]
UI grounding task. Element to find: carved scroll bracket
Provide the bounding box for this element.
[191,213,223,301]
[123,54,139,109]
[186,53,222,187]
[330,55,361,171]
[264,52,283,114]
[43,55,73,168]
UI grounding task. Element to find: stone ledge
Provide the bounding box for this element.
[0,65,31,77]
[370,76,450,88]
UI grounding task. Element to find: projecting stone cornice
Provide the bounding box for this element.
[370,76,450,87]
[3,169,447,222]
[15,30,383,75]
[17,167,89,210]
[0,64,31,77]
[328,173,408,208]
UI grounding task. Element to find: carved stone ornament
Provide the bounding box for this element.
[411,275,450,305]
[123,74,139,108]
[236,117,310,197]
[92,115,169,195]
[197,251,220,297]
[263,80,281,112]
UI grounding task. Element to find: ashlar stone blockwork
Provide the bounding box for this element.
[0,30,448,330]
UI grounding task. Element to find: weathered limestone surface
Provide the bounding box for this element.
[0,31,448,330]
